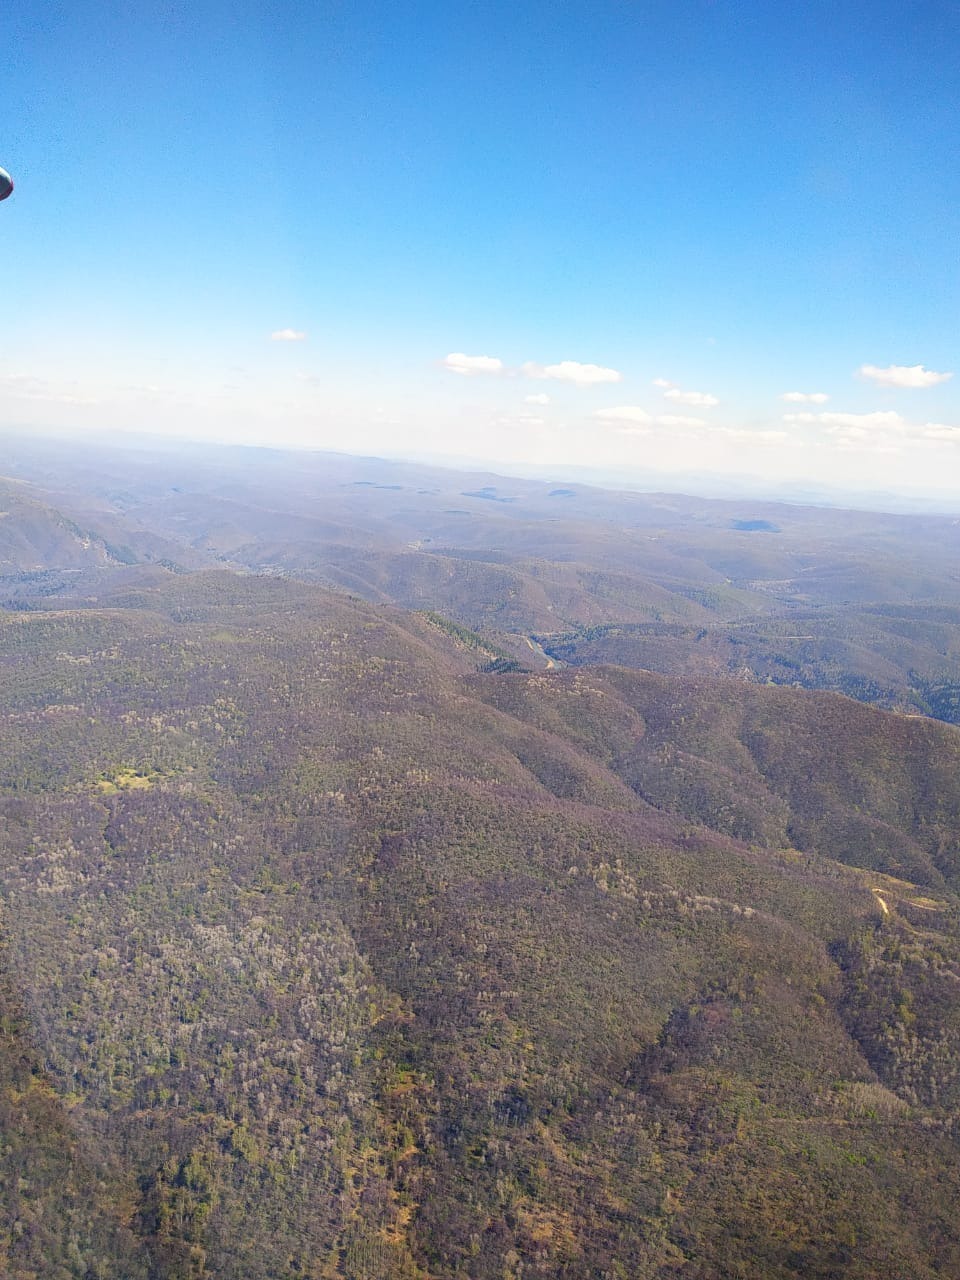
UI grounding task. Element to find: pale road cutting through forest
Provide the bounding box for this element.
[524,634,557,668]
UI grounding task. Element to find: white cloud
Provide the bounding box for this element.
[715,428,788,444]
[0,373,100,405]
[663,387,719,407]
[523,360,622,387]
[859,363,953,388]
[270,328,307,342]
[524,393,551,405]
[781,391,829,403]
[0,373,41,394]
[652,377,675,388]
[825,411,906,431]
[781,408,960,453]
[442,352,504,376]
[783,410,906,431]
[829,437,903,455]
[917,422,960,443]
[595,407,711,429]
[593,406,652,425]
[595,407,709,430]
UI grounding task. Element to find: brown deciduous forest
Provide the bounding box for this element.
[2,436,960,1277]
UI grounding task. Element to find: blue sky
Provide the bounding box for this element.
[3,0,960,496]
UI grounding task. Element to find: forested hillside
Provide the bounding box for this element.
[2,566,960,1277]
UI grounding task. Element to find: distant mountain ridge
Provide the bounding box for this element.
[4,432,960,726]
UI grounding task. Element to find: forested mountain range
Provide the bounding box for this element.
[3,433,960,1276]
[5,430,960,721]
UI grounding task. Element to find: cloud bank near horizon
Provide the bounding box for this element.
[859,363,953,389]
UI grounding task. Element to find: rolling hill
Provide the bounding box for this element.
[1,566,960,1276]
